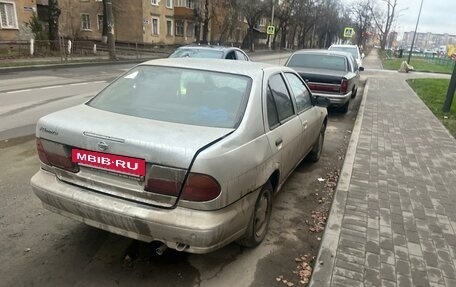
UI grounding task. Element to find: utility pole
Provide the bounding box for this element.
[442,62,456,114]
[105,0,116,60]
[407,0,424,64]
[268,0,275,50]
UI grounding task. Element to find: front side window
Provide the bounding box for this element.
[88,66,252,128]
[81,14,91,30]
[268,74,294,122]
[284,73,312,113]
[0,1,17,29]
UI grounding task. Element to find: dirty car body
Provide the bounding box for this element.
[30,59,327,254]
[285,50,362,113]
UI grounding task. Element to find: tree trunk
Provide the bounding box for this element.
[249,26,255,52]
[202,0,209,43]
[105,0,116,60]
[48,0,60,51]
[102,0,108,44]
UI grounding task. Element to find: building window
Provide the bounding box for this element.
[151,0,158,5]
[152,17,159,35]
[81,14,91,30]
[166,0,173,8]
[175,20,184,37]
[166,20,172,36]
[187,0,195,9]
[0,1,18,29]
[186,21,194,37]
[259,18,266,27]
[97,14,103,31]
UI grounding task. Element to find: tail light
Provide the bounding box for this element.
[36,138,79,172]
[145,166,221,202]
[340,79,348,93]
[181,173,221,202]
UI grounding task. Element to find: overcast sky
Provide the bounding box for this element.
[394,0,453,36]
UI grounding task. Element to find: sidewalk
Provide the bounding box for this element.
[310,49,456,287]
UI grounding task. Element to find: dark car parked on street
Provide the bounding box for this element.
[285,50,363,113]
[169,45,251,61]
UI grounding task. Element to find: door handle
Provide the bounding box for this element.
[275,138,283,147]
[302,120,308,129]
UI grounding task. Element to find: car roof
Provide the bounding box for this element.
[139,58,289,77]
[291,49,352,57]
[175,45,240,51]
[329,44,359,48]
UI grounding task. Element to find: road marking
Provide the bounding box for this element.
[68,82,89,86]
[1,81,108,94]
[6,89,32,94]
[40,85,63,89]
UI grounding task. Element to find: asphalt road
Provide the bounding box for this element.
[0,53,363,287]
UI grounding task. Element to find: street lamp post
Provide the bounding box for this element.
[268,0,275,50]
[407,0,424,64]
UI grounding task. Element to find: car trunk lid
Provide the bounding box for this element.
[36,104,233,208]
[292,67,348,94]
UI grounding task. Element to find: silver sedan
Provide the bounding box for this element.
[30,58,328,254]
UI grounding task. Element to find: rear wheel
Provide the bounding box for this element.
[340,100,349,113]
[308,122,326,162]
[237,181,273,248]
[351,88,357,98]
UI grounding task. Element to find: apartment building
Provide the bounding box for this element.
[0,0,37,41]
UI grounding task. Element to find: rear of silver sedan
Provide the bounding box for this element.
[30,60,267,254]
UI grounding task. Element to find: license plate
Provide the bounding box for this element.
[72,148,146,177]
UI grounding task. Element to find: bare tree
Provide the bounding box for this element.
[352,0,373,48]
[369,0,399,50]
[210,0,239,44]
[236,0,266,51]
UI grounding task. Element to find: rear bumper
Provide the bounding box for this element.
[30,169,259,254]
[313,91,351,106]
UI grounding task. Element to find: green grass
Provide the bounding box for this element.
[379,50,454,74]
[407,78,456,137]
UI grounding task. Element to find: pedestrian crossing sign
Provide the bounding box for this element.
[344,27,355,38]
[267,25,275,35]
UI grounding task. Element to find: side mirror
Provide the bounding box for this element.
[361,53,365,59]
[314,96,330,108]
[359,66,364,72]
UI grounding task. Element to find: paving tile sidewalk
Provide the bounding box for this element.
[310,50,456,287]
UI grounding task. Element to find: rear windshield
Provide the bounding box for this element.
[287,54,347,71]
[88,66,252,128]
[329,46,358,59]
[169,49,224,59]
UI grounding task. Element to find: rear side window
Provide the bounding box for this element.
[267,74,294,128]
[284,73,312,113]
[88,66,252,128]
[235,51,248,61]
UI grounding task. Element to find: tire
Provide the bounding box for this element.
[351,88,357,98]
[237,181,273,248]
[340,100,349,113]
[308,122,326,162]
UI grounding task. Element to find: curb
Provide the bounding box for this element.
[0,58,153,73]
[309,79,370,287]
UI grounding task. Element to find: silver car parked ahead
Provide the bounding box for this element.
[31,59,328,254]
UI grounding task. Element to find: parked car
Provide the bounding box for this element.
[169,45,250,61]
[328,44,364,69]
[31,58,328,254]
[285,50,363,113]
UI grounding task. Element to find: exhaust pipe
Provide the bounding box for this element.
[176,242,189,252]
[155,243,168,255]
